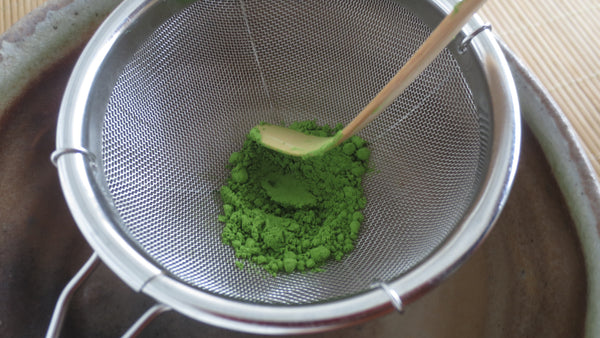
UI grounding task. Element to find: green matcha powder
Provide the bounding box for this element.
[218,121,371,276]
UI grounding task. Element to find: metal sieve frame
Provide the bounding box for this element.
[52,0,520,334]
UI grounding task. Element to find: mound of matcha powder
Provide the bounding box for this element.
[218,121,370,276]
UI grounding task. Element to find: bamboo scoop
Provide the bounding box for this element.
[250,0,487,157]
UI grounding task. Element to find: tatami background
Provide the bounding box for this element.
[2,0,599,176]
[1,0,45,33]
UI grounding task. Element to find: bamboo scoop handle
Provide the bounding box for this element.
[338,0,487,144]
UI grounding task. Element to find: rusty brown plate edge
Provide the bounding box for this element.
[499,41,600,338]
[1,1,599,336]
[0,0,122,119]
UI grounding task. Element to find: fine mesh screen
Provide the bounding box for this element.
[101,0,485,305]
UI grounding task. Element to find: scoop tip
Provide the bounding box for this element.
[250,124,341,158]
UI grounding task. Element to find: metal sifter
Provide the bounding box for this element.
[49,0,520,336]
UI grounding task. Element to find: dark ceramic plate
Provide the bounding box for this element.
[1,1,598,337]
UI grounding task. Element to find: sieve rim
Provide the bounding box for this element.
[53,0,520,334]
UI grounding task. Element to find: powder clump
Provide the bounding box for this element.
[218,121,370,276]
